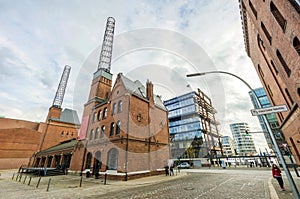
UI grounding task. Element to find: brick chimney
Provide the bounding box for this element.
[146,80,154,106]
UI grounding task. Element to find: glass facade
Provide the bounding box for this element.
[164,91,222,160]
[249,88,282,151]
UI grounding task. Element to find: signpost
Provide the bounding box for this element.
[250,104,288,116]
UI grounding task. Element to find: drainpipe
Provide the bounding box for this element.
[125,93,130,181]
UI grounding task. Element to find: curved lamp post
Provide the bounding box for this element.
[187,71,299,198]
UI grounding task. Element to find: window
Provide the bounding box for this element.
[285,88,294,105]
[110,123,115,137]
[267,85,273,97]
[270,2,286,32]
[276,50,291,77]
[103,107,107,119]
[112,103,116,115]
[107,148,118,170]
[298,87,300,97]
[95,127,100,140]
[116,121,121,135]
[258,64,264,77]
[100,125,105,139]
[97,110,102,121]
[93,112,97,122]
[270,60,278,75]
[249,0,257,19]
[61,131,64,137]
[293,37,300,56]
[261,22,272,45]
[89,129,94,140]
[118,100,122,113]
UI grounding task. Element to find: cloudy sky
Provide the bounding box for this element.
[0,0,269,151]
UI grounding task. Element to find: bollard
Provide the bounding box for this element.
[104,173,107,185]
[23,176,27,184]
[36,177,41,188]
[12,173,15,180]
[19,174,22,182]
[79,176,83,187]
[28,177,32,186]
[46,178,51,192]
[15,173,19,181]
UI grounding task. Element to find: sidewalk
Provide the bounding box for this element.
[271,171,300,199]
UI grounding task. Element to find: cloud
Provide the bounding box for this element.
[0,0,268,150]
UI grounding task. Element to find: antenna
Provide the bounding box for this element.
[52,65,71,108]
[97,17,115,72]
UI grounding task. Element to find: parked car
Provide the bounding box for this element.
[178,162,190,169]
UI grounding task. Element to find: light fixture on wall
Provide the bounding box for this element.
[137,114,142,122]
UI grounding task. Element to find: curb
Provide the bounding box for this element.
[268,177,279,199]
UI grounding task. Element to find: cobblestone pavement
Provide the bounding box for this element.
[87,171,269,199]
[1,168,299,199]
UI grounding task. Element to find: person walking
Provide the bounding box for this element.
[272,163,285,191]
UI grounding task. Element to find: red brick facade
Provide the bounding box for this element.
[239,0,300,164]
[69,71,170,177]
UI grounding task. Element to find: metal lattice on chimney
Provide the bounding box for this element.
[52,65,71,108]
[97,17,115,72]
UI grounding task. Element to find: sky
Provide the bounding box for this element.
[0,0,270,151]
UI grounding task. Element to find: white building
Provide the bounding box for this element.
[230,123,257,156]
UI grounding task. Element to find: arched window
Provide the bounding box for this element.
[112,103,116,115]
[97,110,102,121]
[118,100,122,113]
[93,151,101,175]
[270,1,286,31]
[116,120,121,135]
[293,36,300,56]
[85,152,92,169]
[100,125,105,139]
[110,123,115,137]
[89,129,94,140]
[107,148,118,170]
[95,127,100,140]
[93,112,97,122]
[103,107,107,119]
[276,49,291,77]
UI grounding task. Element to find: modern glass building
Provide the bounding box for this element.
[221,136,236,156]
[249,88,283,152]
[164,89,222,162]
[230,122,257,156]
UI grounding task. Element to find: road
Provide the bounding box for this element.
[86,169,270,199]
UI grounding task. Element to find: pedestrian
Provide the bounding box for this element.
[164,164,169,176]
[272,164,285,191]
[169,164,174,176]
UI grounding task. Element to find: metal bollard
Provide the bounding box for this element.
[104,173,107,185]
[46,178,51,192]
[15,173,19,181]
[28,177,32,186]
[19,174,22,182]
[79,176,83,187]
[23,176,27,184]
[36,177,41,188]
[12,173,15,180]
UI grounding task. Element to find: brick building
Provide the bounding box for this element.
[0,118,40,169]
[0,107,80,169]
[239,1,300,164]
[69,67,170,179]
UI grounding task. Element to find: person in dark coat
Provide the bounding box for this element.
[164,164,169,176]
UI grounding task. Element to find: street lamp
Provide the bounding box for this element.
[187,71,299,198]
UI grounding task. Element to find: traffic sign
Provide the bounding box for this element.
[251,104,288,116]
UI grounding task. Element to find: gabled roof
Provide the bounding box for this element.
[119,73,167,111]
[51,108,80,125]
[37,139,77,155]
